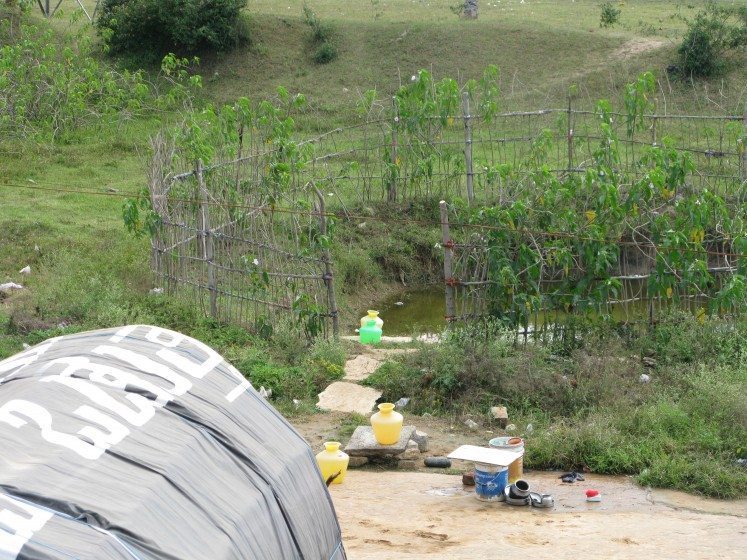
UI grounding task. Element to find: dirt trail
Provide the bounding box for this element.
[611,38,667,60]
[331,471,747,559]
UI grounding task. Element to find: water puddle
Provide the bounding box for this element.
[359,281,703,337]
[356,287,446,336]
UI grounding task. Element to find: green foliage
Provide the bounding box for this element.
[451,73,746,330]
[303,3,333,43]
[677,2,747,77]
[123,187,162,239]
[0,27,150,140]
[313,42,338,64]
[359,66,498,202]
[224,332,345,400]
[0,29,200,141]
[599,2,621,28]
[97,0,249,59]
[303,3,337,64]
[623,71,655,136]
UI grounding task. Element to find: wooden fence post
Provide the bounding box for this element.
[462,91,474,204]
[388,96,399,203]
[741,100,747,184]
[440,200,456,324]
[566,95,574,173]
[196,159,218,319]
[316,189,339,338]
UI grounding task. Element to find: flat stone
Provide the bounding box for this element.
[348,456,369,468]
[316,382,382,415]
[397,459,419,469]
[344,425,417,457]
[343,354,381,381]
[410,430,429,453]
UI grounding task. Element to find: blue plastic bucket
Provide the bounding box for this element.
[474,463,508,502]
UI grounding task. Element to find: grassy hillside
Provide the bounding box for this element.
[201,0,746,119]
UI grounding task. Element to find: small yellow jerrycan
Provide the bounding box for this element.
[316,441,349,485]
[360,310,384,329]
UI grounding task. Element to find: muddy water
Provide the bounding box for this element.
[331,471,747,559]
[358,282,698,336]
[355,288,446,336]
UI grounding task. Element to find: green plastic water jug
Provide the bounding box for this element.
[359,319,382,344]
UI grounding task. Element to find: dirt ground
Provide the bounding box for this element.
[292,412,747,559]
[330,471,747,560]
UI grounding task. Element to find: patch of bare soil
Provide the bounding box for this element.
[331,471,747,560]
[611,38,667,60]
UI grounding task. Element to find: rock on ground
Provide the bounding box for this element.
[316,382,382,415]
[344,425,417,457]
[343,354,381,382]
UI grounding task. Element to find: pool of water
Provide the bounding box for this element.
[357,282,701,337]
[355,287,446,336]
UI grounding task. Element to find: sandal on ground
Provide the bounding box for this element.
[559,471,585,483]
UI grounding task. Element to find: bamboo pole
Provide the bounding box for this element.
[316,188,339,338]
[196,159,218,318]
[462,91,474,204]
[741,100,746,184]
[389,97,399,203]
[440,201,456,323]
[567,95,574,172]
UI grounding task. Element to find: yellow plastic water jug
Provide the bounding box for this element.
[360,310,384,329]
[315,441,349,485]
[370,403,403,445]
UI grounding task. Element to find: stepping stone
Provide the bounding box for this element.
[344,425,417,457]
[316,382,381,415]
[343,354,381,381]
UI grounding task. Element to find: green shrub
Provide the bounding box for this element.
[302,3,333,43]
[313,42,338,64]
[97,0,249,59]
[303,3,337,64]
[677,3,747,77]
[643,311,747,366]
[599,2,621,28]
[0,26,164,140]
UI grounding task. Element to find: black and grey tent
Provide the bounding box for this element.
[0,325,346,559]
